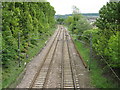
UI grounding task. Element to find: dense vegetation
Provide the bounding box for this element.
[65,2,120,88]
[82,2,120,68]
[73,40,117,88]
[65,2,120,68]
[2,2,55,88]
[56,18,65,24]
[64,12,92,39]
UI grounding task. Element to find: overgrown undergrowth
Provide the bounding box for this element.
[73,39,118,88]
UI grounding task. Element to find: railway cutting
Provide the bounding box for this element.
[17,25,90,88]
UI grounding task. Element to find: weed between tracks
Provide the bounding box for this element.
[73,39,117,88]
[2,27,56,88]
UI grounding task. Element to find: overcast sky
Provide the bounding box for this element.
[47,0,109,15]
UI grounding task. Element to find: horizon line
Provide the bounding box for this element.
[55,13,99,15]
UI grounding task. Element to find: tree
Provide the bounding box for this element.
[57,18,65,24]
[65,6,92,38]
[2,2,56,67]
[94,2,120,67]
[64,16,74,25]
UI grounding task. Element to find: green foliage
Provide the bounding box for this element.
[69,2,120,88]
[82,29,119,67]
[96,2,120,31]
[73,39,117,88]
[2,2,56,88]
[81,2,120,68]
[2,2,55,65]
[64,16,74,25]
[94,2,120,67]
[56,18,65,24]
[90,60,116,88]
[81,28,99,43]
[104,32,119,67]
[65,8,92,37]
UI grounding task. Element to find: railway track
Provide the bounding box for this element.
[29,26,62,88]
[61,29,80,88]
[28,25,87,88]
[62,29,74,88]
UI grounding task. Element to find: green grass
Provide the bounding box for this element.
[74,40,89,65]
[2,27,56,88]
[90,61,116,88]
[2,62,24,88]
[73,39,117,88]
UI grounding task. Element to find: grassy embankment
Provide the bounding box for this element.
[72,36,117,88]
[2,27,56,88]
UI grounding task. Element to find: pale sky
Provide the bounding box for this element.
[47,0,109,15]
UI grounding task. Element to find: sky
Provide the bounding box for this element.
[47,0,109,15]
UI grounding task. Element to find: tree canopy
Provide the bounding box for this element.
[2,2,56,67]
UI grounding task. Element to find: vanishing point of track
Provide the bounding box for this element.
[29,25,86,88]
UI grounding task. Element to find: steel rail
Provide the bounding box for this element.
[42,27,63,88]
[29,28,61,88]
